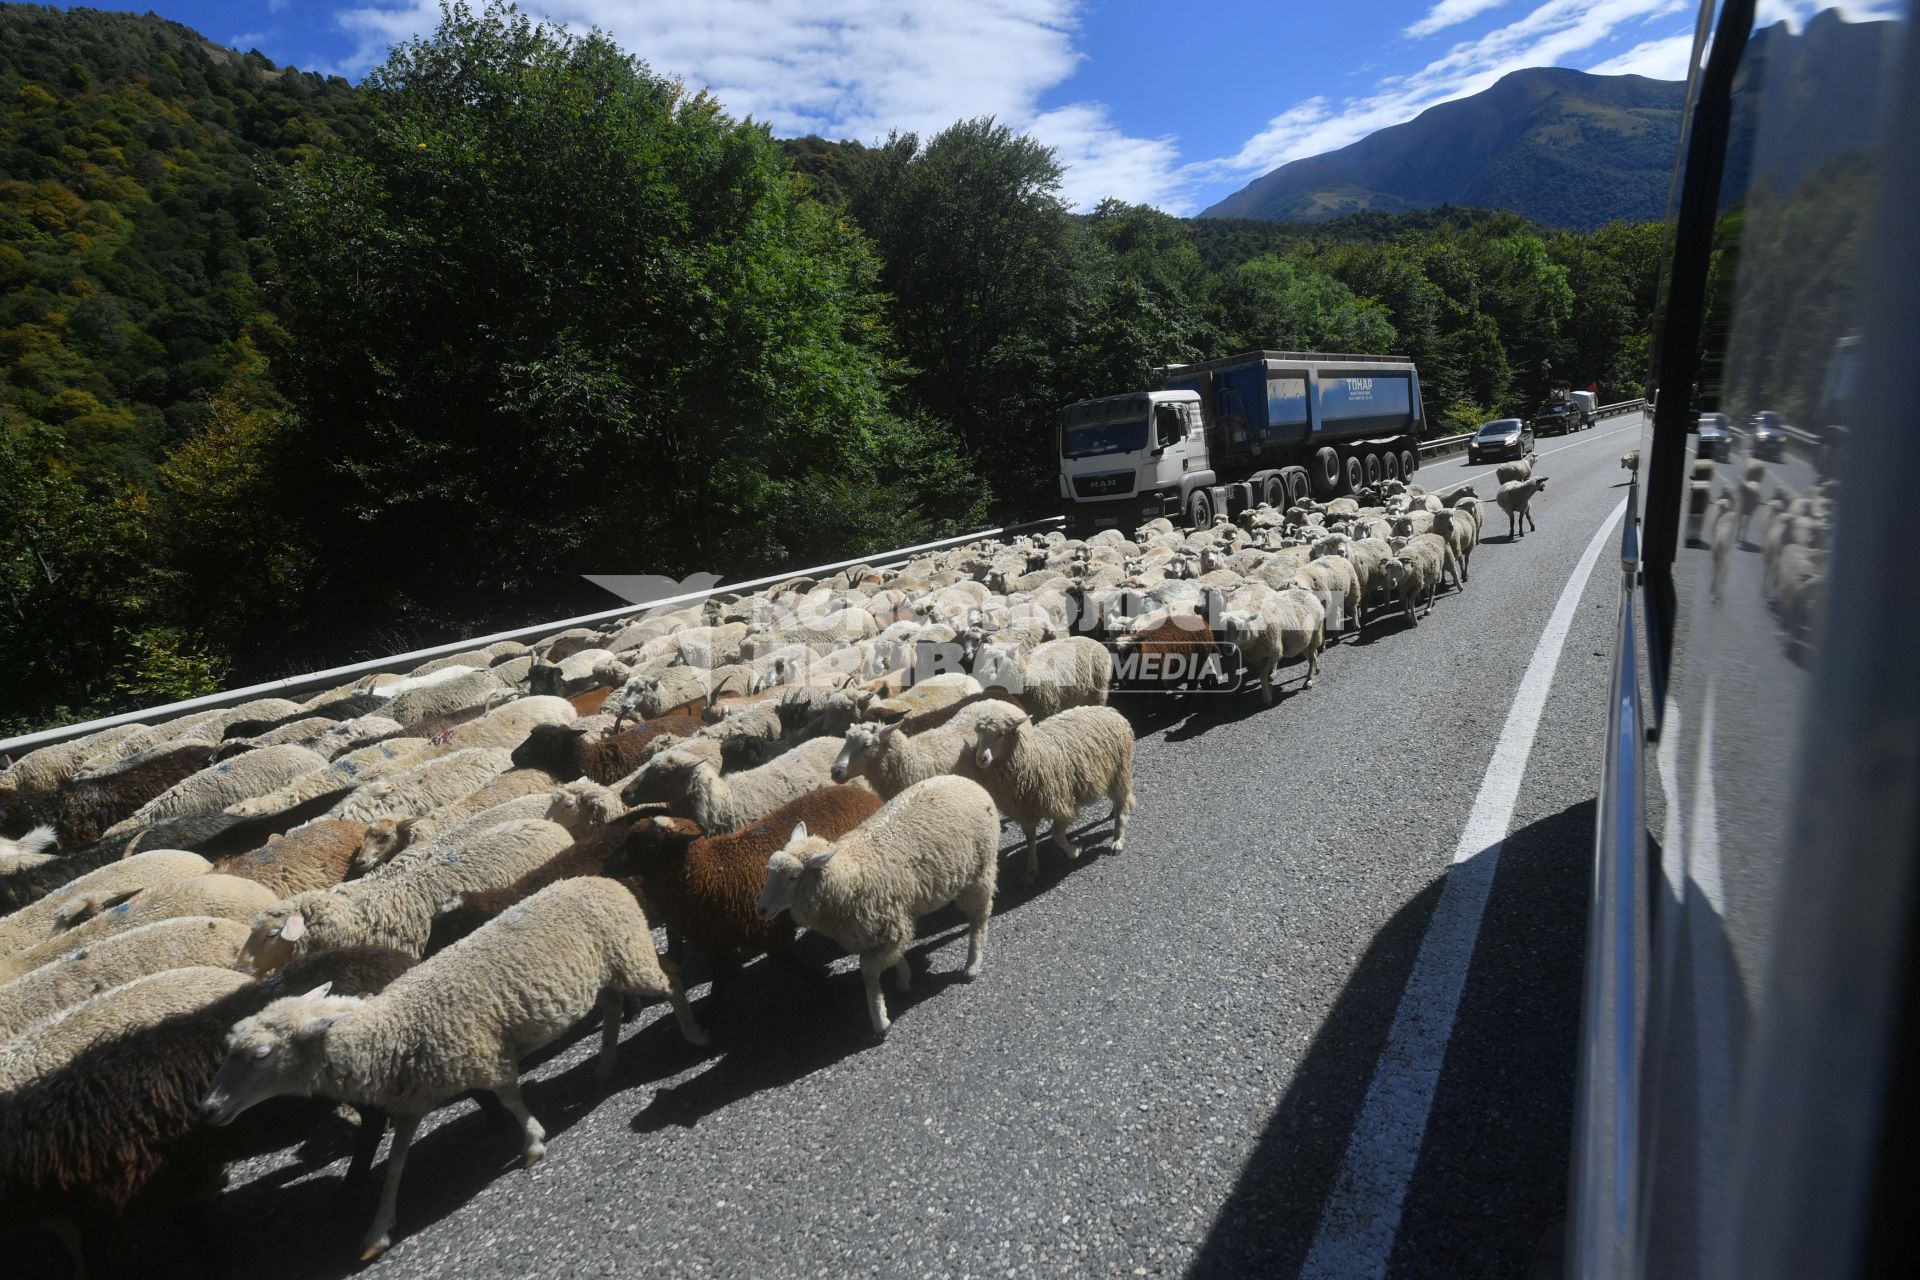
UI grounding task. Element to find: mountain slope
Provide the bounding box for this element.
[1201,68,1684,231]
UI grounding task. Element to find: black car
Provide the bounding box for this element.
[1749,410,1787,460]
[1696,411,1734,461]
[1531,400,1578,436]
[1466,417,1531,463]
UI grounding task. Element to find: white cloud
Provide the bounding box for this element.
[1197,0,1690,187]
[1586,32,1696,78]
[1405,0,1516,40]
[327,0,1184,209]
[268,0,291,12]
[230,29,270,49]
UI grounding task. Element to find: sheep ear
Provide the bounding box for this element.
[304,980,333,1000]
[805,847,837,870]
[278,913,307,943]
[789,821,809,843]
[293,1011,346,1045]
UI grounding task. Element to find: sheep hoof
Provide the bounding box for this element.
[524,1142,546,1168]
[360,1237,392,1262]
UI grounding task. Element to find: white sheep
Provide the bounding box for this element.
[0,915,251,1040]
[1384,538,1445,622]
[0,874,279,985]
[0,965,251,1091]
[0,724,151,797]
[426,695,577,755]
[969,635,1111,719]
[1430,509,1478,584]
[759,775,999,1036]
[1218,587,1325,705]
[633,736,840,833]
[327,746,513,823]
[828,698,1019,798]
[967,703,1134,884]
[1496,454,1535,485]
[1496,476,1549,540]
[106,745,330,835]
[0,849,211,960]
[239,818,577,970]
[202,876,704,1259]
[1621,449,1640,474]
[222,736,429,818]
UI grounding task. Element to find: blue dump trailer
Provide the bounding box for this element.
[1058,350,1427,529]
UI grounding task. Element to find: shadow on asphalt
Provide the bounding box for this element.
[1187,799,1595,1280]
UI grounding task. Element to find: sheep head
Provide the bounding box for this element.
[352,817,418,876]
[832,723,883,783]
[201,986,362,1126]
[238,897,323,975]
[548,779,621,833]
[759,822,837,920]
[971,705,1032,770]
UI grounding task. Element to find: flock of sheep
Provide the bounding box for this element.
[0,468,1539,1273]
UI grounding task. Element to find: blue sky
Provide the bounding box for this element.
[90,0,1884,212]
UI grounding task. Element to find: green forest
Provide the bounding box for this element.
[1,2,1670,734]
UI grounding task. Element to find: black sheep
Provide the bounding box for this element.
[0,744,223,848]
[0,946,416,1277]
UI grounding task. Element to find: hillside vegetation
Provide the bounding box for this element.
[1,2,1666,734]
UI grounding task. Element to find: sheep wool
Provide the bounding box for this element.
[760,775,999,1035]
[108,745,331,835]
[0,915,251,1041]
[212,819,373,897]
[204,877,705,1259]
[0,874,278,985]
[328,747,514,824]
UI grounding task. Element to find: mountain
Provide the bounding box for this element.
[1202,13,1900,231]
[1201,68,1684,231]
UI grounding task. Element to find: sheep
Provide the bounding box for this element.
[104,745,330,838]
[0,825,57,875]
[327,746,513,823]
[1430,509,1478,584]
[0,850,212,959]
[202,876,705,1259]
[1496,476,1550,540]
[237,818,578,971]
[0,875,279,986]
[1218,588,1325,706]
[1289,556,1365,638]
[1110,613,1227,693]
[512,722,674,786]
[627,736,841,833]
[3,743,220,848]
[0,947,413,1275]
[425,695,577,756]
[1384,538,1446,623]
[970,635,1111,719]
[379,669,513,731]
[628,785,885,1013]
[967,703,1135,885]
[211,819,375,897]
[1621,449,1640,474]
[611,664,754,726]
[1736,473,1764,545]
[0,967,253,1092]
[847,672,984,724]
[1312,533,1392,622]
[0,725,150,799]
[759,775,999,1036]
[0,916,252,1041]
[218,737,427,820]
[1496,454,1535,484]
[827,696,1021,798]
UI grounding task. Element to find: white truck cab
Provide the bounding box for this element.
[1057,390,1207,528]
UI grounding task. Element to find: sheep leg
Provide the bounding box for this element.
[1305,633,1322,687]
[955,882,992,977]
[1526,505,1537,533]
[1050,813,1081,859]
[342,1105,390,1192]
[1110,783,1133,853]
[490,1076,548,1166]
[596,988,624,1083]
[361,1114,420,1261]
[859,947,902,1035]
[1021,824,1041,884]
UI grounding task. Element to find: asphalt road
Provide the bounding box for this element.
[28,416,1647,1280]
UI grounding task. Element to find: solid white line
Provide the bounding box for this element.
[1427,419,1643,496]
[1300,494,1630,1280]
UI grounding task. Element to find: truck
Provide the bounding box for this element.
[1056,350,1428,530]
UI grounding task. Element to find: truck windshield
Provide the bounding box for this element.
[1061,419,1148,459]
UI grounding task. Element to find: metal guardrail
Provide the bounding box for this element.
[0,516,1068,759]
[1419,399,1648,462]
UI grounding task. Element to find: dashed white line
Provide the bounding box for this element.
[1299,494,1630,1280]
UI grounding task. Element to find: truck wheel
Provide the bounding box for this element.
[1344,455,1365,493]
[1261,474,1286,510]
[1285,468,1311,507]
[1187,489,1212,529]
[1383,451,1400,481]
[1400,449,1417,479]
[1311,447,1341,496]
[1364,452,1382,486]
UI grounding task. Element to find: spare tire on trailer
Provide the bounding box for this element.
[1311,447,1341,497]
[1364,452,1382,486]
[1344,454,1365,494]
[1400,448,1418,479]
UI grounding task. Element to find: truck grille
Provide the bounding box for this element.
[1073,471,1134,499]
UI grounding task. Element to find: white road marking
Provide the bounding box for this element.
[1300,494,1630,1280]
[1426,419,1644,496]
